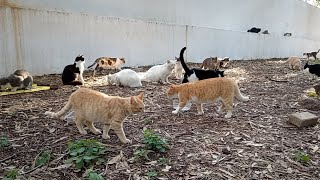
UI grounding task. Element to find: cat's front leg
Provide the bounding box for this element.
[11,87,18,92]
[165,76,171,84]
[102,124,111,139]
[79,73,85,85]
[112,122,132,144]
[195,103,204,115]
[172,102,187,114]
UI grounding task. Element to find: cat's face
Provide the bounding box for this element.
[106,74,116,85]
[167,85,178,97]
[211,57,218,62]
[75,55,85,62]
[119,58,126,64]
[166,60,176,69]
[130,92,145,113]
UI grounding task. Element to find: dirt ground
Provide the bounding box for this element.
[1,59,320,180]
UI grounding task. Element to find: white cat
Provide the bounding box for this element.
[174,57,184,79]
[141,60,175,84]
[106,69,142,88]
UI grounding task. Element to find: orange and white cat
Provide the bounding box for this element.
[45,88,144,143]
[167,77,249,118]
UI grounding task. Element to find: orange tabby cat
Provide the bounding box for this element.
[45,88,144,143]
[167,77,249,118]
[285,56,301,70]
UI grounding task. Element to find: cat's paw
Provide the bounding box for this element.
[79,130,87,135]
[197,112,204,115]
[172,110,179,114]
[93,129,102,134]
[224,114,232,118]
[102,134,110,139]
[123,139,132,144]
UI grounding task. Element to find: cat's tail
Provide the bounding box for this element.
[45,100,72,119]
[233,82,249,102]
[179,47,190,73]
[87,60,97,69]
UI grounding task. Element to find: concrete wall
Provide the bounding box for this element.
[1,0,320,76]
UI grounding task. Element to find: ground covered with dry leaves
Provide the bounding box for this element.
[1,59,320,180]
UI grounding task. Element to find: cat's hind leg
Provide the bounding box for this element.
[85,121,101,135]
[112,122,131,144]
[221,98,233,118]
[75,115,87,135]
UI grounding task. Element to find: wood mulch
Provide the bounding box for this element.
[0,59,319,179]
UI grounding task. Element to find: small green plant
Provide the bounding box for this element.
[85,169,104,180]
[0,136,11,148]
[133,147,153,162]
[157,157,168,165]
[143,117,153,125]
[2,168,19,180]
[35,150,53,167]
[295,150,310,164]
[65,139,106,170]
[306,91,317,98]
[143,129,168,153]
[146,169,158,179]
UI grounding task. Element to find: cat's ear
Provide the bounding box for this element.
[130,97,136,104]
[137,92,144,100]
[175,56,178,60]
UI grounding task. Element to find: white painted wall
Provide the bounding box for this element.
[0,0,320,76]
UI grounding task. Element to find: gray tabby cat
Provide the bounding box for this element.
[0,69,33,91]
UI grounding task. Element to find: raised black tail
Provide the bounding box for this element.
[179,47,190,73]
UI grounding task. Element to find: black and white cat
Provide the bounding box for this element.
[179,47,224,83]
[62,55,85,85]
[0,69,33,91]
[303,62,320,79]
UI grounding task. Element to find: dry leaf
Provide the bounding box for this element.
[145,161,157,165]
[107,151,124,165]
[161,165,171,172]
[311,145,319,153]
[49,164,72,170]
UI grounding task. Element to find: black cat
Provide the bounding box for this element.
[303,62,320,79]
[62,55,85,85]
[179,47,224,83]
[247,27,261,33]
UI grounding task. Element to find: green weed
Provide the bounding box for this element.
[143,129,168,153]
[35,150,53,167]
[65,139,106,170]
[295,150,310,164]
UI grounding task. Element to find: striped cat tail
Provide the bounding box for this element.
[233,82,249,102]
[45,100,72,118]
